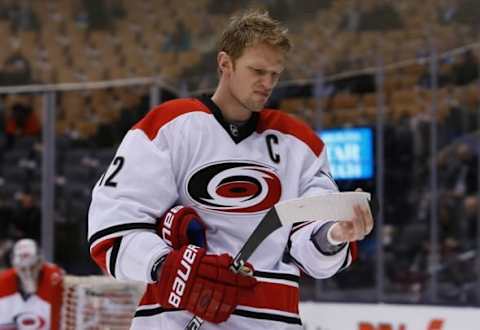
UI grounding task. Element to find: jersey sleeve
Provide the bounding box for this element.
[300,145,338,197]
[289,139,355,278]
[88,126,176,282]
[37,264,64,330]
[287,221,354,279]
[0,269,19,324]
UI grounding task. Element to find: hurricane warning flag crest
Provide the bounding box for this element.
[186,161,281,213]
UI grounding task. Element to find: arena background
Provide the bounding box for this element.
[0,0,479,323]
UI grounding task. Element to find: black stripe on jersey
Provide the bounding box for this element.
[337,243,352,273]
[290,221,315,235]
[109,238,122,277]
[88,223,156,247]
[233,309,302,325]
[285,253,309,275]
[253,271,300,284]
[282,235,310,274]
[134,306,302,325]
[134,307,181,317]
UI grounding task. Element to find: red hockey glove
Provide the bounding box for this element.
[154,245,257,324]
[157,205,207,249]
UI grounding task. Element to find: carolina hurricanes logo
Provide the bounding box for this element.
[13,313,46,330]
[187,161,281,213]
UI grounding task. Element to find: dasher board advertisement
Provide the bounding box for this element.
[300,302,479,330]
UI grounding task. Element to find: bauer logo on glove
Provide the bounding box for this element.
[154,245,257,324]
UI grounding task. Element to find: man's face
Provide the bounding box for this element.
[221,43,285,112]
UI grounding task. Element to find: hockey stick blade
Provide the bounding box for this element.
[231,192,370,272]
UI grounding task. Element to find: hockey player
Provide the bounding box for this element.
[88,10,373,329]
[0,239,64,330]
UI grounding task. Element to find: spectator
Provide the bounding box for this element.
[0,239,13,270]
[9,192,41,243]
[0,94,6,142]
[438,143,478,251]
[463,195,479,245]
[0,193,13,270]
[0,194,13,241]
[82,0,111,30]
[5,101,40,149]
[1,51,32,85]
[452,50,479,86]
[0,0,12,20]
[0,239,64,329]
[8,1,39,32]
[106,0,126,19]
[441,143,478,197]
[443,88,472,141]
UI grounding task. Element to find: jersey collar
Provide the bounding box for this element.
[199,95,259,144]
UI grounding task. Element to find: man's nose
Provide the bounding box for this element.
[261,74,275,90]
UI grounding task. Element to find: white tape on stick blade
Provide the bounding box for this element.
[275,191,371,224]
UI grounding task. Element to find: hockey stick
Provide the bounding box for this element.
[185,191,370,330]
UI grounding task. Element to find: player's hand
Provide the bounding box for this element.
[157,206,207,249]
[153,245,257,324]
[329,204,373,242]
[329,188,374,242]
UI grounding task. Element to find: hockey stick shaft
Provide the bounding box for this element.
[185,208,281,329]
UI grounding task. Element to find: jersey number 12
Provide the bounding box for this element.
[98,156,125,187]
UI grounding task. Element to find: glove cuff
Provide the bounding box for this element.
[151,255,167,282]
[158,205,207,249]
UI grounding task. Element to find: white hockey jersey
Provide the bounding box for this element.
[88,97,355,329]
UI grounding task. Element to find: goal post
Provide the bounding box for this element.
[60,275,145,330]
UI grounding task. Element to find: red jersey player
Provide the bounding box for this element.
[0,239,64,330]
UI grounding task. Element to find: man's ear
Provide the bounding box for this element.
[217,51,232,76]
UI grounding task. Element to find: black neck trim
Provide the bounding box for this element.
[199,95,259,144]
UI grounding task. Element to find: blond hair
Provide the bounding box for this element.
[218,10,292,61]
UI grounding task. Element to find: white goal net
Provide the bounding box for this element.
[60,275,145,330]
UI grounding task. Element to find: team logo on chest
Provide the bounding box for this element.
[14,312,47,329]
[186,161,281,213]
